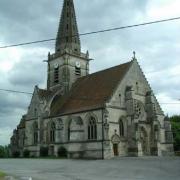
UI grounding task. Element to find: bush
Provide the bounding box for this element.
[12,151,20,158]
[170,115,180,151]
[0,171,6,177]
[0,146,6,158]
[40,146,48,157]
[58,147,67,158]
[23,149,30,158]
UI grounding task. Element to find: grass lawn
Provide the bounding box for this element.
[0,171,6,179]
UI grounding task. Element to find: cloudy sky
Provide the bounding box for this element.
[0,0,180,145]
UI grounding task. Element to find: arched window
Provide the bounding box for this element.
[119,120,124,137]
[33,122,38,145]
[50,122,56,143]
[88,117,97,140]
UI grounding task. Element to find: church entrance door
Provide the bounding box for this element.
[113,144,119,156]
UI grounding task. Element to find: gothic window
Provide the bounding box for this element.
[66,24,69,30]
[67,12,69,17]
[50,122,56,143]
[54,67,59,83]
[68,125,70,141]
[119,120,124,137]
[88,117,97,140]
[119,94,121,106]
[33,122,38,145]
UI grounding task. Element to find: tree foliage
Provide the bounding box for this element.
[0,145,9,158]
[170,115,180,151]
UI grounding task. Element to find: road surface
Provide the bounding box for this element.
[0,157,180,180]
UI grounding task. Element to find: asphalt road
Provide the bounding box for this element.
[0,157,180,180]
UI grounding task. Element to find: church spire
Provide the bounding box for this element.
[56,0,81,54]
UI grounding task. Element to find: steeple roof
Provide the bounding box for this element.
[56,0,81,54]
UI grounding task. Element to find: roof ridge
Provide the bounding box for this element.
[78,60,132,81]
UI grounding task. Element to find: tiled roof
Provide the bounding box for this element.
[51,61,132,116]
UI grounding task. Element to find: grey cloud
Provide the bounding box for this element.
[0,0,59,47]
[8,53,47,89]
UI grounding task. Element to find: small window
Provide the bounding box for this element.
[75,67,81,75]
[33,122,38,145]
[67,12,69,17]
[119,94,121,106]
[50,122,56,143]
[66,24,69,30]
[54,67,59,83]
[119,120,124,137]
[67,1,69,6]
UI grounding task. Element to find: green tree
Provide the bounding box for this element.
[170,115,180,151]
[0,146,6,158]
[0,145,10,158]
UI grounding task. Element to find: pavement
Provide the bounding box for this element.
[0,156,180,180]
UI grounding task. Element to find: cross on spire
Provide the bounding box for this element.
[56,0,81,54]
[132,51,137,60]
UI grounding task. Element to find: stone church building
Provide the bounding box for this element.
[10,0,174,159]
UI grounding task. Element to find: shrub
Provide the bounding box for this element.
[23,149,30,158]
[58,147,67,158]
[0,146,5,158]
[40,146,48,157]
[12,151,20,158]
[0,171,6,177]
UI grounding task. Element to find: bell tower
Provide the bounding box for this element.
[47,0,90,93]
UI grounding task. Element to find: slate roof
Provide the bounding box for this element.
[51,61,133,116]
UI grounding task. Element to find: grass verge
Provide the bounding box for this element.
[0,171,6,179]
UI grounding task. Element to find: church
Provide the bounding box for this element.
[10,0,174,159]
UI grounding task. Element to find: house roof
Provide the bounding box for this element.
[50,60,133,116]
